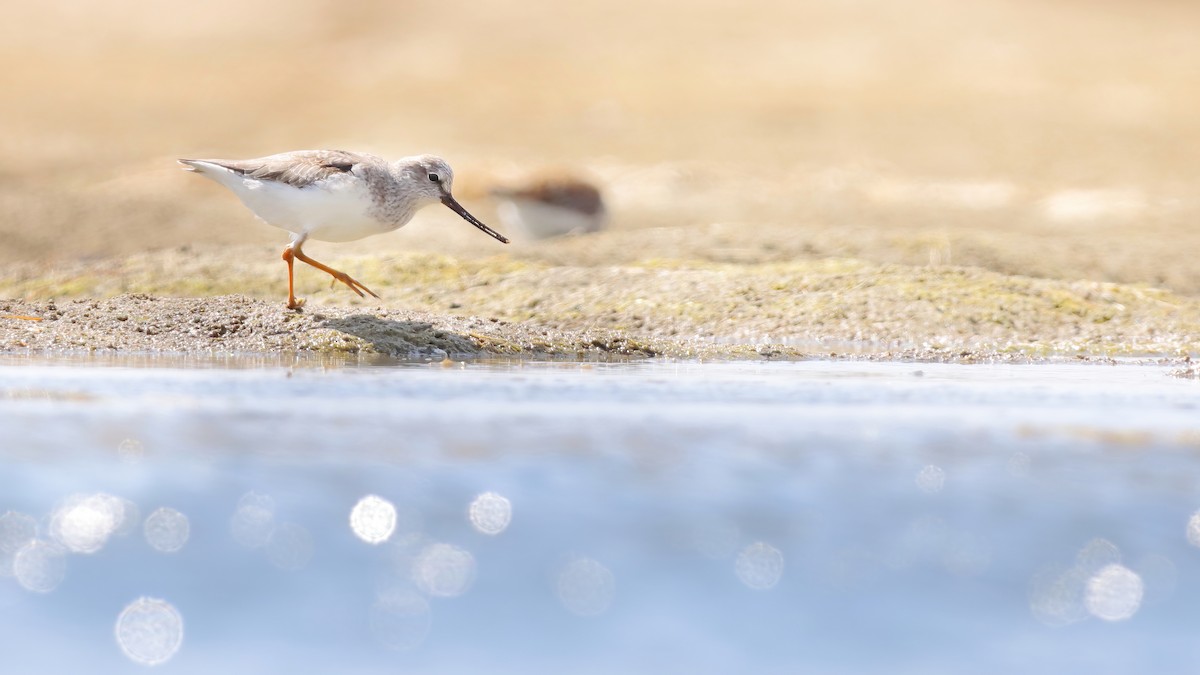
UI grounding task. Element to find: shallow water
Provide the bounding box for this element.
[1,357,1199,673]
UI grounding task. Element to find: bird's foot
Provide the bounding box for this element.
[327,271,380,300]
[287,297,306,310]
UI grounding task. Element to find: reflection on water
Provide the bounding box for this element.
[1,359,1199,672]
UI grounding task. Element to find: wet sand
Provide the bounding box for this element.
[2,249,1198,364]
[0,294,686,359]
[4,235,1200,364]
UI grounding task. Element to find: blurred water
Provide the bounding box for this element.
[1,357,1200,673]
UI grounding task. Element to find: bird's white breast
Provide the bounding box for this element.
[232,173,396,243]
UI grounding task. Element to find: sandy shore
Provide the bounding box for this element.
[3,248,1199,365]
[0,295,662,359]
[0,294,781,360]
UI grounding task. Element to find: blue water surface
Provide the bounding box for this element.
[1,357,1199,674]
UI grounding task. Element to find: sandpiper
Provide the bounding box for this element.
[490,174,607,240]
[179,150,509,309]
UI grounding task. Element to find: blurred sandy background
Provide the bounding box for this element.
[2,0,1198,292]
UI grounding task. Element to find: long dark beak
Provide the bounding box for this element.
[441,194,509,244]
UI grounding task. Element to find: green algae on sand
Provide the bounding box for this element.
[2,248,1199,361]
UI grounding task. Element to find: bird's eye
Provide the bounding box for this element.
[428,173,440,183]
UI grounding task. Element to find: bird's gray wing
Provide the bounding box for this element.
[207,150,376,189]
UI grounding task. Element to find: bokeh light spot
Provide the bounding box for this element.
[0,511,38,577]
[117,438,145,463]
[350,495,397,545]
[1030,538,1130,627]
[143,507,190,554]
[1007,452,1031,477]
[735,542,784,590]
[1076,538,1121,572]
[230,491,276,549]
[114,597,184,666]
[49,493,133,554]
[1085,564,1143,621]
[468,492,512,536]
[1030,564,1089,627]
[556,557,616,616]
[1185,511,1200,548]
[370,588,432,651]
[412,543,476,598]
[13,540,67,593]
[915,465,946,494]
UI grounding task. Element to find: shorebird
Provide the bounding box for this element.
[179,150,509,309]
[490,174,607,240]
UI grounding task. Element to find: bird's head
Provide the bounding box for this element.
[395,155,509,244]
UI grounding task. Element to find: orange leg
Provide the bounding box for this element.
[290,243,380,302]
[281,247,303,309]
